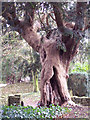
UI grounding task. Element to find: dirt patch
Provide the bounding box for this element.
[0,83,40,106]
[22,92,40,107]
[63,105,89,118]
[1,82,34,96]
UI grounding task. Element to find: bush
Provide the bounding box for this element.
[70,62,88,73]
[2,104,71,119]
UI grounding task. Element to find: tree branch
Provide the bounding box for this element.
[2,2,20,32]
[2,2,36,31]
[64,2,87,60]
[20,25,41,52]
[52,3,64,33]
[24,2,36,26]
[2,2,41,52]
[74,2,87,31]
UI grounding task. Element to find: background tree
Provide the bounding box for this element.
[2,31,41,90]
[2,2,89,106]
[2,31,23,84]
[69,35,88,73]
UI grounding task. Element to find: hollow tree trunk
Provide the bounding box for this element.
[19,22,80,107]
[20,24,77,106]
[21,26,72,106]
[39,39,71,106]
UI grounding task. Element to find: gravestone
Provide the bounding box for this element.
[68,73,90,97]
[8,95,21,106]
[71,96,90,106]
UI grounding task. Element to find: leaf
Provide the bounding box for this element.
[2,104,69,119]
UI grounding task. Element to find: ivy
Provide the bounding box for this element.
[2,104,71,119]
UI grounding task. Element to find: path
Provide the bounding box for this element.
[23,98,39,108]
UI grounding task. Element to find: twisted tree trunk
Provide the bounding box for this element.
[20,25,72,106]
[2,2,87,107]
[39,38,72,106]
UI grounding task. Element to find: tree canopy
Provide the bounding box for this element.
[1,2,89,59]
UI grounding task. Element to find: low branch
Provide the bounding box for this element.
[21,26,41,52]
[52,3,64,33]
[2,2,41,52]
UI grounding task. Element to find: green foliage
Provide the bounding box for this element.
[69,40,88,74]
[2,31,41,84]
[70,62,88,73]
[2,104,71,119]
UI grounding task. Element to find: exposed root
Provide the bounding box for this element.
[37,101,44,107]
[61,100,83,108]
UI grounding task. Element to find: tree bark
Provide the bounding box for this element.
[32,71,39,92]
[19,25,72,106]
[19,24,41,52]
[39,38,71,106]
[17,24,79,106]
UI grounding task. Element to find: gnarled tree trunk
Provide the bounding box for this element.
[20,25,72,106]
[2,2,87,106]
[39,38,72,106]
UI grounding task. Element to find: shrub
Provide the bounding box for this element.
[70,62,88,73]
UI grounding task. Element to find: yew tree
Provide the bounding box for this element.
[2,2,89,106]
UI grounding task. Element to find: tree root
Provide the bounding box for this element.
[37,100,84,109]
[61,100,83,108]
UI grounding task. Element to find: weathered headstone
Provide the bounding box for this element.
[71,96,90,106]
[68,73,90,97]
[8,95,21,106]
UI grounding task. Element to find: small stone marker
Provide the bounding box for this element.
[8,95,21,106]
[71,96,90,106]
